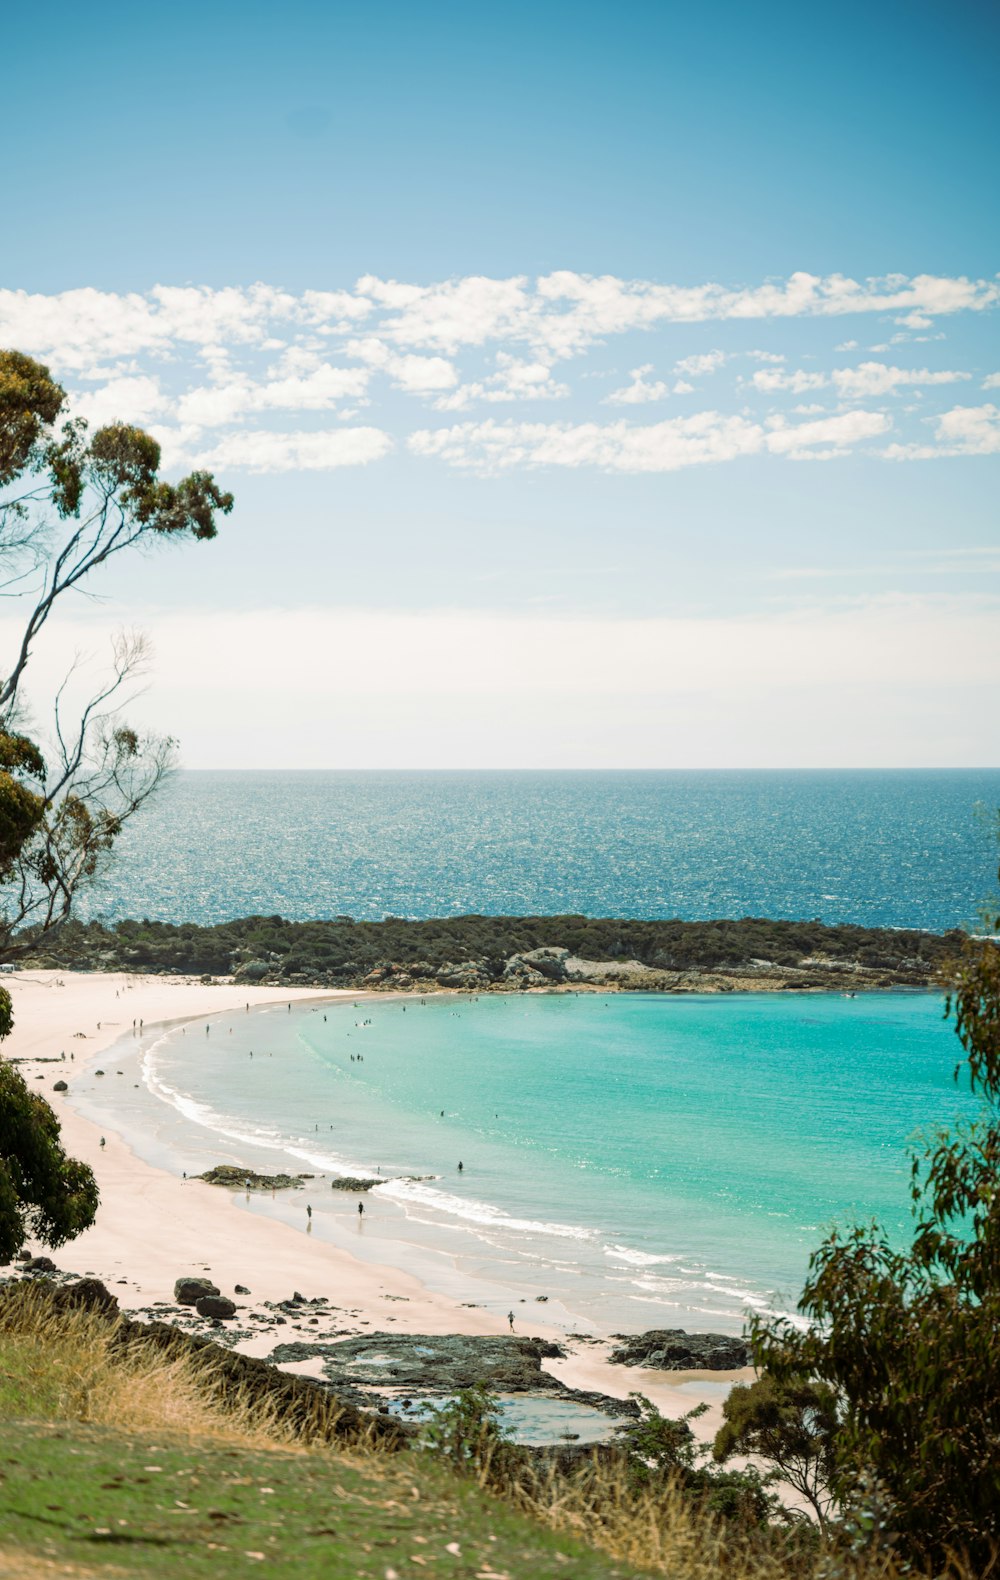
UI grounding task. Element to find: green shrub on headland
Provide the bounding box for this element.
[16,911,959,990]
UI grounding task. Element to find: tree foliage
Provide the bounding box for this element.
[0,1041,99,1261]
[0,351,231,1261]
[750,919,1000,1568]
[712,1374,837,1531]
[0,350,233,950]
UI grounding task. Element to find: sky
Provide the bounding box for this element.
[2,0,999,767]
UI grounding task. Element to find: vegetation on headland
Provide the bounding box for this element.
[17,910,961,991]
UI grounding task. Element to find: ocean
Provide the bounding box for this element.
[72,988,979,1337]
[87,768,1000,932]
[70,767,996,1336]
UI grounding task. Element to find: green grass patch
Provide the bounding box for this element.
[0,1418,646,1580]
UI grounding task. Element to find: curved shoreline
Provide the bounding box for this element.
[3,970,749,1439]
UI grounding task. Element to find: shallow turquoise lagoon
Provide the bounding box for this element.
[91,990,978,1335]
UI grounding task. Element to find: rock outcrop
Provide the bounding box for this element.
[197,1165,305,1191]
[174,1276,220,1305]
[266,1331,636,1420]
[608,1328,750,1371]
[435,960,491,989]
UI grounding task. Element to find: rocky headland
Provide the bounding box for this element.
[17,912,960,994]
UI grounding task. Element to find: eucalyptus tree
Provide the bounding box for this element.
[0,348,233,1261]
[0,349,233,953]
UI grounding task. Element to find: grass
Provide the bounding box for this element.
[0,1418,634,1580]
[0,1283,648,1579]
[0,1281,954,1580]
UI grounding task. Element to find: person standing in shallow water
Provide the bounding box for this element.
[358,1200,364,1217]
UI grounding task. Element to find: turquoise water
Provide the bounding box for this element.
[77,988,979,1336]
[86,768,1000,931]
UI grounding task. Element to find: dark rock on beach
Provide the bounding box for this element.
[195,1294,237,1320]
[329,1176,386,1192]
[608,1328,750,1371]
[197,1164,306,1191]
[174,1276,220,1305]
[268,1332,567,1393]
[52,1079,68,1091]
[266,1331,637,1421]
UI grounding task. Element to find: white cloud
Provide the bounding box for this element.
[983,372,1000,389]
[604,364,671,405]
[752,361,972,400]
[764,409,891,458]
[434,353,569,411]
[753,368,828,394]
[2,271,993,474]
[835,340,858,352]
[4,270,996,377]
[674,350,726,377]
[71,375,168,427]
[177,426,393,472]
[408,407,888,474]
[884,403,1000,460]
[833,362,970,399]
[345,336,458,392]
[176,364,371,429]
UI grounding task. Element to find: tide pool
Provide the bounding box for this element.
[77,990,978,1336]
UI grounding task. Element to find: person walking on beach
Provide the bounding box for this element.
[358,1200,365,1218]
[507,1310,515,1331]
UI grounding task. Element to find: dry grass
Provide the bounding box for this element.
[0,1281,353,1453]
[0,1285,983,1580]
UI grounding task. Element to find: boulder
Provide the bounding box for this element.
[608,1328,750,1371]
[26,1255,57,1273]
[174,1276,220,1305]
[501,957,550,987]
[52,1079,68,1092]
[435,960,490,989]
[517,947,570,981]
[564,956,651,983]
[234,961,270,984]
[195,1294,237,1320]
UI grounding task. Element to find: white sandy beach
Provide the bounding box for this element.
[2,970,750,1435]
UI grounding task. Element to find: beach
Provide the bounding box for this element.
[2,970,749,1438]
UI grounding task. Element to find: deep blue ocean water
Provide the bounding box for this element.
[86,768,1000,930]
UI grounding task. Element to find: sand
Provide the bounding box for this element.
[2,970,751,1434]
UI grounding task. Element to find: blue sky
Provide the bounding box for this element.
[3,0,999,766]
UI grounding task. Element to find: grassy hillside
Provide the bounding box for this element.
[0,1284,644,1580]
[0,1279,960,1580]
